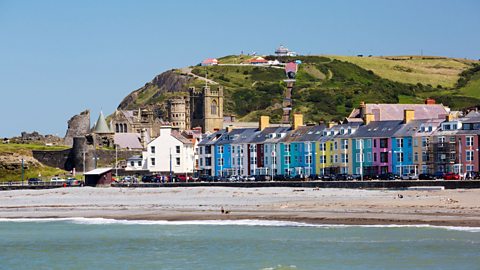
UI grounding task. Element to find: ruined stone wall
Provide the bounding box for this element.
[64,110,90,146]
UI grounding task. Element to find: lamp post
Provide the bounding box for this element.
[360,139,364,181]
[169,147,173,182]
[115,144,118,178]
[21,158,24,183]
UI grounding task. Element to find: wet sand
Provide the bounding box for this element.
[0,187,479,227]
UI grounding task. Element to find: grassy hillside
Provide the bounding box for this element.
[329,55,473,88]
[0,143,68,181]
[118,54,480,124]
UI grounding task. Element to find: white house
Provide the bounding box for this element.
[125,155,146,171]
[144,126,195,175]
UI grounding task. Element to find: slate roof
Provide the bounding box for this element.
[114,133,143,149]
[248,126,291,144]
[171,131,194,145]
[350,121,404,138]
[393,119,443,138]
[348,103,449,121]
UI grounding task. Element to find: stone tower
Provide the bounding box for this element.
[168,98,189,130]
[189,85,223,132]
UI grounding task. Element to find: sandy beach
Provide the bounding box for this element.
[0,187,479,227]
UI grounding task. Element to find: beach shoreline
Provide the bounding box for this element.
[1,187,479,227]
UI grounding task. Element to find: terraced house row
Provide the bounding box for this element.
[197,100,480,178]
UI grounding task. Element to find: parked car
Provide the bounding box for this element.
[28,178,42,185]
[418,173,437,180]
[433,172,445,180]
[378,173,400,180]
[363,174,380,180]
[66,177,83,186]
[401,174,419,180]
[465,171,480,180]
[321,174,337,181]
[50,177,65,183]
[335,174,354,180]
[176,175,191,182]
[254,175,271,181]
[444,172,460,180]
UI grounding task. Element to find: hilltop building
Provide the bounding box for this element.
[275,45,297,57]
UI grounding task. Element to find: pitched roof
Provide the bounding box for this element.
[348,104,449,121]
[93,111,113,134]
[114,133,143,149]
[171,131,194,145]
[350,121,404,138]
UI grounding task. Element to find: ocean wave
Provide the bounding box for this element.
[0,217,479,232]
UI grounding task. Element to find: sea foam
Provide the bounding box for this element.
[0,217,479,232]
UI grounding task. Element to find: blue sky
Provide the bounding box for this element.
[1,0,479,137]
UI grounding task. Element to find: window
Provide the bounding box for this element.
[367,152,372,162]
[422,137,429,148]
[211,99,218,115]
[334,155,338,163]
[466,136,474,147]
[217,158,223,166]
[396,152,404,163]
[341,153,348,163]
[374,153,377,162]
[285,156,290,165]
[467,165,474,172]
[334,141,338,150]
[176,146,181,154]
[320,155,326,164]
[413,138,418,147]
[380,152,388,163]
[356,139,363,149]
[466,150,474,161]
[176,157,181,166]
[285,144,291,152]
[138,161,142,166]
[414,152,418,162]
[319,143,325,151]
[205,158,211,166]
[218,146,224,154]
[380,139,388,148]
[151,158,155,166]
[150,146,155,153]
[396,138,403,148]
[373,139,377,148]
[205,146,211,155]
[306,155,312,164]
[200,158,203,166]
[366,139,372,148]
[341,139,348,150]
[422,152,428,162]
[130,161,134,166]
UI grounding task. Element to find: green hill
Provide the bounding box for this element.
[118,55,480,124]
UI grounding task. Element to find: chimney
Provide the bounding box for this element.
[359,101,366,118]
[226,125,234,133]
[159,125,172,136]
[327,121,337,128]
[403,109,415,124]
[364,113,375,125]
[446,113,454,122]
[425,98,436,105]
[259,115,270,131]
[292,114,303,130]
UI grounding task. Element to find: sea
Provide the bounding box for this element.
[0,218,479,270]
